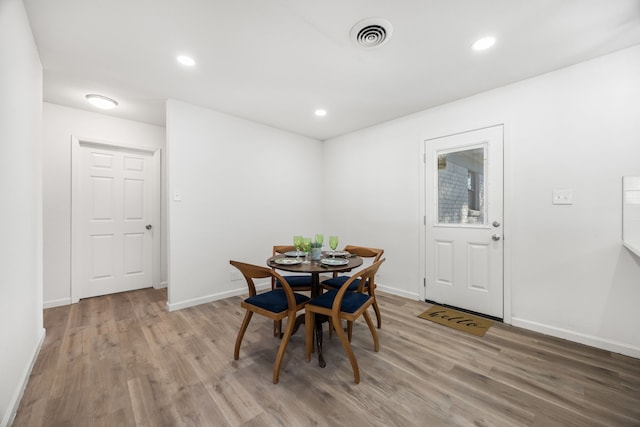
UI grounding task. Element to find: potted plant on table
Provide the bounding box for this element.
[310,241,323,261]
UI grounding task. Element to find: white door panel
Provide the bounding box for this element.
[425,126,504,318]
[434,240,454,285]
[77,144,153,299]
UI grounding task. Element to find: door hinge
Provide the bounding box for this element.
[423,278,426,288]
[423,215,426,226]
[423,153,426,163]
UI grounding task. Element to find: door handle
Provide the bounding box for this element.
[146,224,152,230]
[492,234,501,241]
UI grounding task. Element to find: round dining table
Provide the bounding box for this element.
[267,252,363,368]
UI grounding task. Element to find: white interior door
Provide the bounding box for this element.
[75,143,154,300]
[425,126,504,318]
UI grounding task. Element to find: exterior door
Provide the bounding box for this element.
[75,143,154,300]
[425,125,504,318]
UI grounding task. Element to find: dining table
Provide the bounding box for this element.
[267,251,363,368]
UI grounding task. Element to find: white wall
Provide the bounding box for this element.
[324,44,640,357]
[42,103,166,307]
[166,100,323,310]
[0,0,44,425]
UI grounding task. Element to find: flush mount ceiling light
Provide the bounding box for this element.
[177,55,196,66]
[472,36,496,51]
[350,17,393,49]
[85,94,118,110]
[314,109,327,117]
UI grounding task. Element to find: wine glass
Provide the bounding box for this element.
[329,235,339,258]
[293,235,303,260]
[302,237,312,264]
[315,233,324,247]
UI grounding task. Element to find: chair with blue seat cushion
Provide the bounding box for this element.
[321,245,384,328]
[230,260,310,384]
[271,245,313,337]
[272,245,313,291]
[305,258,385,384]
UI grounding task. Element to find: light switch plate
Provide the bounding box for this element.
[552,189,573,205]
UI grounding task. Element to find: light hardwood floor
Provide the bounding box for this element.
[13,288,640,426]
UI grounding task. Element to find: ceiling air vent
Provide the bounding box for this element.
[350,18,393,49]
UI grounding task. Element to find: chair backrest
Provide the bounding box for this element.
[271,245,299,289]
[343,245,384,262]
[333,258,386,310]
[331,245,383,278]
[273,245,296,256]
[230,260,298,305]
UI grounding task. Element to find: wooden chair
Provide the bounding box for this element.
[271,245,313,291]
[305,259,385,383]
[271,245,313,336]
[230,260,310,384]
[321,245,384,328]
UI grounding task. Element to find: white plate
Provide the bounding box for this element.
[274,258,302,265]
[330,251,350,257]
[321,258,349,266]
[285,251,307,257]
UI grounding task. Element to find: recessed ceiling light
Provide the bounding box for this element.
[177,55,196,66]
[85,94,118,110]
[472,36,496,51]
[314,109,327,117]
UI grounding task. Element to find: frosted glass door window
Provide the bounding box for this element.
[437,147,485,224]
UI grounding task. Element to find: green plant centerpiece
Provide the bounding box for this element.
[310,240,323,261]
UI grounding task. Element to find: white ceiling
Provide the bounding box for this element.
[23,0,640,140]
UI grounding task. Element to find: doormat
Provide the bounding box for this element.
[418,305,493,337]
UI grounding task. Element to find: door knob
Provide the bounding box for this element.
[492,221,500,227]
[492,234,501,241]
[145,224,152,230]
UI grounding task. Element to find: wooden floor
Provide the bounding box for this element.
[13,288,640,427]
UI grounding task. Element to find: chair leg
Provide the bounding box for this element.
[329,319,348,339]
[363,310,379,352]
[234,311,253,360]
[305,309,315,362]
[273,319,282,337]
[273,313,296,384]
[347,321,353,342]
[332,315,360,384]
[372,299,382,329]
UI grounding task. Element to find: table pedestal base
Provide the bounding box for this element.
[316,314,326,368]
[292,312,327,368]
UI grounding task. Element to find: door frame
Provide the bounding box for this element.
[419,124,512,324]
[70,135,162,303]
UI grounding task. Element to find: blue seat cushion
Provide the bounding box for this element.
[276,275,312,288]
[322,276,361,292]
[245,290,309,313]
[308,289,371,314]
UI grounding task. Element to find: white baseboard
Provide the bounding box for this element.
[377,284,420,301]
[512,317,640,359]
[44,283,169,308]
[166,281,270,312]
[43,297,71,309]
[2,327,46,427]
